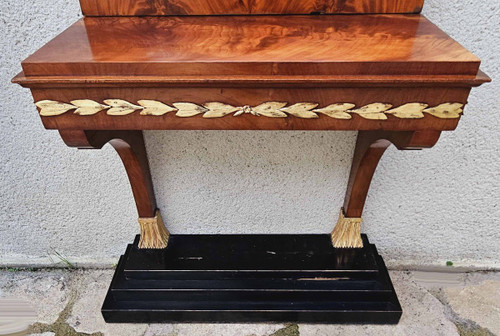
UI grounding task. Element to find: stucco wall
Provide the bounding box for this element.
[1,1,498,268]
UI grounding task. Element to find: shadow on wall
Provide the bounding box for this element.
[146,130,357,234]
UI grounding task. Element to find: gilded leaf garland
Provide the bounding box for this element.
[138,100,176,116]
[203,102,240,118]
[385,103,428,119]
[104,99,143,115]
[423,103,464,119]
[35,100,464,120]
[280,103,319,119]
[313,103,355,119]
[350,103,392,120]
[35,100,76,116]
[173,102,208,117]
[71,99,110,116]
[251,102,288,117]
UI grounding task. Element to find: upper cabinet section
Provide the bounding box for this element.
[79,0,424,16]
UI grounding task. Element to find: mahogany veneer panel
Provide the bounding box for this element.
[79,0,424,16]
[22,15,480,78]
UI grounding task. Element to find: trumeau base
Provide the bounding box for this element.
[102,234,402,323]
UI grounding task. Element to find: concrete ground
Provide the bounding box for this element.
[0,269,498,336]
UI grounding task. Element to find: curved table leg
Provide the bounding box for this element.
[332,130,441,248]
[59,130,169,249]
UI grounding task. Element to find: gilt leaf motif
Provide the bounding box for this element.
[423,103,464,119]
[138,100,177,116]
[313,103,355,119]
[71,100,110,116]
[203,102,239,118]
[252,102,288,117]
[350,103,392,120]
[104,99,143,115]
[35,100,76,116]
[280,103,319,119]
[174,103,208,117]
[385,103,428,119]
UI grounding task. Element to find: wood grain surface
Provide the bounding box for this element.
[343,130,440,218]
[79,0,424,16]
[21,15,480,77]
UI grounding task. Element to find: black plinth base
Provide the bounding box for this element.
[102,234,402,324]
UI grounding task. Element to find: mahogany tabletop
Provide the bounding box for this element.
[21,15,481,79]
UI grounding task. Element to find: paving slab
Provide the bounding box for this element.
[0,270,72,325]
[413,271,500,335]
[66,270,148,336]
[2,269,500,336]
[443,276,500,335]
[143,323,286,336]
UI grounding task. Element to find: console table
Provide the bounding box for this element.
[13,0,489,324]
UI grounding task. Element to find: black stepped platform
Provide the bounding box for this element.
[102,234,402,323]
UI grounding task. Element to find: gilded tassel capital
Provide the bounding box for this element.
[138,209,170,249]
[331,208,363,248]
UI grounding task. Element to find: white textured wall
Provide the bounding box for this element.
[0,1,498,268]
